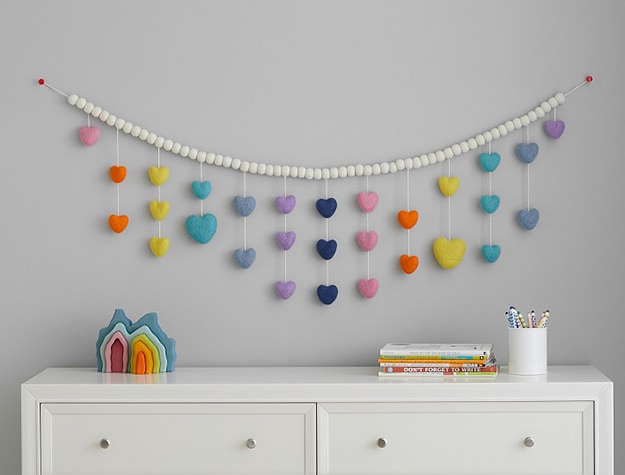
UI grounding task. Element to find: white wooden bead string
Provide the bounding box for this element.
[38,77,592,180]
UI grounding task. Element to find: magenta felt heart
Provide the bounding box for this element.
[79,126,100,146]
[275,195,296,214]
[356,231,378,252]
[357,192,378,213]
[544,120,565,139]
[357,278,378,299]
[275,231,296,250]
[275,281,296,300]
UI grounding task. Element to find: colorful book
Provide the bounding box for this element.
[378,358,496,368]
[379,365,498,377]
[380,343,492,359]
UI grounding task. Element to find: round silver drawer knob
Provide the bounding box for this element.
[524,437,535,448]
[99,438,111,449]
[246,438,257,449]
[377,437,388,448]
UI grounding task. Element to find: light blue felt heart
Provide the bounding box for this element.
[186,214,217,243]
[316,198,337,218]
[233,248,256,268]
[478,152,501,173]
[191,180,212,200]
[480,194,501,214]
[517,208,540,230]
[316,239,338,260]
[233,196,256,217]
[516,142,539,164]
[481,244,501,263]
[317,284,338,305]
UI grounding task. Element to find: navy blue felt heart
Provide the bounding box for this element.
[316,239,337,260]
[316,198,337,218]
[516,143,539,164]
[517,208,540,230]
[317,284,338,305]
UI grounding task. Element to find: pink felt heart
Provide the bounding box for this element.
[357,192,378,213]
[357,278,379,299]
[356,231,378,252]
[79,126,100,146]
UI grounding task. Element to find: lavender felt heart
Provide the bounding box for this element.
[233,196,256,217]
[357,278,379,299]
[544,120,565,139]
[275,231,296,250]
[275,195,296,214]
[481,244,501,263]
[192,180,212,200]
[516,143,539,164]
[517,208,540,230]
[480,194,501,214]
[186,213,218,243]
[316,198,337,218]
[275,280,296,300]
[316,239,337,260]
[79,126,100,146]
[478,152,501,173]
[233,248,256,268]
[357,192,378,213]
[317,284,338,305]
[356,231,378,252]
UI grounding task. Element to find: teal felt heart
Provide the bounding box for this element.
[186,214,217,243]
[517,208,539,230]
[192,181,212,200]
[516,142,539,164]
[478,152,501,173]
[481,244,501,263]
[233,248,256,268]
[480,194,500,214]
[233,196,256,217]
[317,284,338,305]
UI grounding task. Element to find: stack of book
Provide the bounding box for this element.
[378,343,498,378]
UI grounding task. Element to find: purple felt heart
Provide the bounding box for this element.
[516,143,539,164]
[275,280,296,300]
[317,284,338,305]
[275,195,296,214]
[544,120,565,139]
[517,208,540,230]
[316,198,337,218]
[275,231,296,250]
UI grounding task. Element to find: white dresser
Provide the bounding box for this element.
[22,366,613,475]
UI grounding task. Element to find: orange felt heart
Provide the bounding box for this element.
[399,254,419,274]
[109,165,127,183]
[108,214,129,233]
[397,210,418,229]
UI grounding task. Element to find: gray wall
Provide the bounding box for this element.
[2,1,623,473]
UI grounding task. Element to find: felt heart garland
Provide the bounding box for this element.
[149,148,170,257]
[516,125,540,231]
[108,128,129,233]
[186,161,218,244]
[233,172,256,268]
[479,146,501,263]
[434,155,465,269]
[398,170,419,274]
[316,180,338,305]
[275,178,296,300]
[356,179,379,298]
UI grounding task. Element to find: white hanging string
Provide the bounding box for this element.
[199,161,204,217]
[447,157,452,241]
[116,128,120,216]
[366,175,371,280]
[525,125,531,211]
[242,171,247,250]
[324,179,330,286]
[156,148,162,238]
[37,76,592,180]
[487,141,493,246]
[406,169,411,256]
[283,176,288,281]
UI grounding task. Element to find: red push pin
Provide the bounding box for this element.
[38,78,45,85]
[586,75,593,83]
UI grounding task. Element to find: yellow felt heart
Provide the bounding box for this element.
[148,166,170,186]
[438,176,460,197]
[149,237,170,257]
[149,200,170,221]
[432,236,466,269]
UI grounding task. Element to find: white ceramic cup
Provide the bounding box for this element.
[508,327,548,376]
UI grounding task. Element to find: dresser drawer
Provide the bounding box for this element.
[40,403,316,475]
[318,401,594,475]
